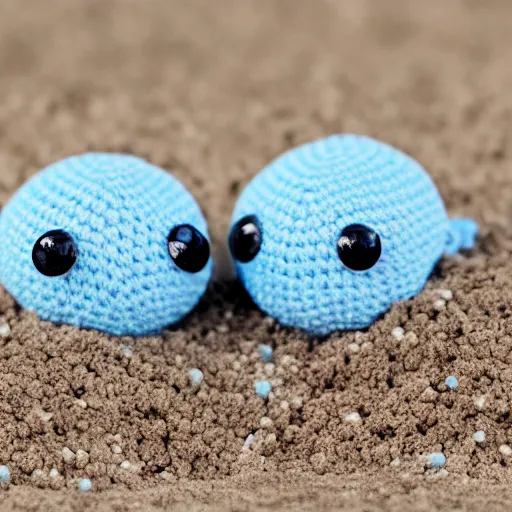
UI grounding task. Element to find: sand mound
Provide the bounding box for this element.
[1,250,511,490]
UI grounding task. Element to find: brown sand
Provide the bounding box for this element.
[1,0,512,509]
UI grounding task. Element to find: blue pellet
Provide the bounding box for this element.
[444,376,458,390]
[79,478,92,491]
[0,465,10,483]
[258,344,273,363]
[189,368,204,387]
[473,431,486,443]
[255,380,272,399]
[427,452,446,469]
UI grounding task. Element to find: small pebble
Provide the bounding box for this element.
[436,289,453,301]
[49,468,60,479]
[473,431,486,443]
[75,449,89,468]
[121,344,133,358]
[347,343,360,354]
[76,399,87,409]
[426,452,446,469]
[255,380,272,399]
[499,445,512,456]
[38,410,54,422]
[404,331,419,347]
[433,299,446,311]
[260,416,273,428]
[290,396,303,409]
[62,447,75,463]
[0,465,10,485]
[391,327,405,341]
[474,395,486,411]
[189,368,204,387]
[361,341,373,352]
[0,323,11,337]
[120,461,132,471]
[343,412,362,423]
[243,434,254,451]
[31,469,44,479]
[444,376,458,390]
[79,478,92,491]
[258,344,273,363]
[159,471,174,481]
[111,444,122,454]
[390,458,401,467]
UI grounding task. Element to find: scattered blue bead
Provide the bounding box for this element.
[427,452,446,469]
[255,380,272,399]
[444,376,458,390]
[189,368,204,387]
[0,465,10,483]
[258,344,273,363]
[79,478,92,491]
[473,431,486,443]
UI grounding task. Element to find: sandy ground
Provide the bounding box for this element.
[5,472,512,512]
[0,0,512,509]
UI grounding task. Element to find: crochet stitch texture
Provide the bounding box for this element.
[230,135,478,335]
[0,153,212,336]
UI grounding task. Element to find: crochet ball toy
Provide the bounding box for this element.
[0,153,212,336]
[229,135,478,335]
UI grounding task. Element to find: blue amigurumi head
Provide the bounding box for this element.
[228,135,478,336]
[0,153,212,336]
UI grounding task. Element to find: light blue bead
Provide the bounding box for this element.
[444,376,458,390]
[473,431,486,443]
[0,465,10,482]
[189,368,204,386]
[258,344,273,363]
[229,135,478,335]
[427,452,446,468]
[255,380,272,399]
[0,154,212,336]
[79,478,92,491]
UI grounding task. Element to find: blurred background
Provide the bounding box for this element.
[0,0,510,276]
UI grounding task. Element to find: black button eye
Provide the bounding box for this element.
[32,229,78,277]
[337,223,382,271]
[229,215,262,263]
[168,224,210,273]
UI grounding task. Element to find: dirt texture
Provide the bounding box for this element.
[0,0,512,510]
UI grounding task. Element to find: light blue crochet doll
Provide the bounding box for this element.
[229,135,478,336]
[0,153,212,336]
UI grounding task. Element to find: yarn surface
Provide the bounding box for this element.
[229,135,478,335]
[0,153,212,336]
